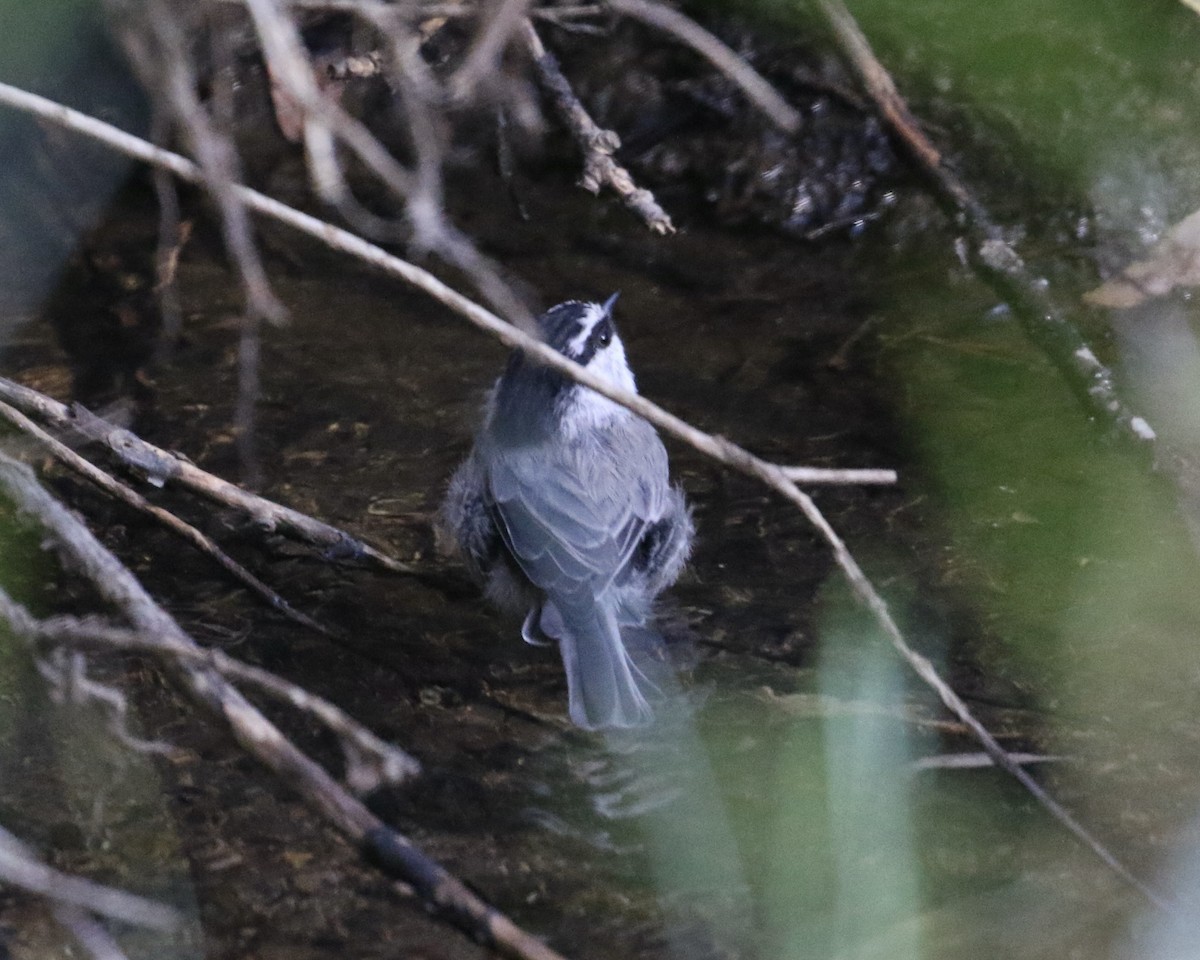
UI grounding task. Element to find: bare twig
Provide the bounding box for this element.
[245,0,536,325]
[239,0,417,207]
[36,646,178,756]
[0,398,331,635]
[911,751,1065,772]
[0,81,1167,912]
[139,0,287,326]
[815,0,1159,452]
[0,590,421,793]
[523,19,675,234]
[0,375,414,574]
[449,0,534,101]
[127,0,284,483]
[150,112,189,366]
[0,824,181,932]
[814,0,937,171]
[605,0,801,134]
[209,0,605,22]
[0,455,568,960]
[362,5,537,328]
[780,465,896,485]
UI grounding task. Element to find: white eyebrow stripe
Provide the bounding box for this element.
[566,302,604,355]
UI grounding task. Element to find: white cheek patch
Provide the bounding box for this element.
[566,302,606,356]
[592,339,637,394]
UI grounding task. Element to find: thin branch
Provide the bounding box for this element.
[36,646,178,756]
[140,0,287,325]
[814,0,937,171]
[150,111,189,366]
[605,0,802,134]
[0,375,414,574]
[133,0,283,483]
[0,590,421,793]
[449,0,534,102]
[0,824,181,932]
[245,0,536,326]
[0,81,1168,912]
[0,398,331,635]
[239,0,418,207]
[815,0,1160,452]
[0,454,568,960]
[911,751,1065,773]
[780,465,896,485]
[523,19,675,235]
[208,0,606,22]
[362,5,537,328]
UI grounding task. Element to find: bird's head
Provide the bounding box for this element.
[536,293,635,396]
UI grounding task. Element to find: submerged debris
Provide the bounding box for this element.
[561,22,898,239]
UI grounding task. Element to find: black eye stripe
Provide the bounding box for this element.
[575,339,600,366]
[536,302,618,363]
[591,318,613,348]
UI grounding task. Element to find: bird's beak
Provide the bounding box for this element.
[602,291,620,317]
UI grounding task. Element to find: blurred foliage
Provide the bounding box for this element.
[0,0,109,90]
[695,0,1200,229]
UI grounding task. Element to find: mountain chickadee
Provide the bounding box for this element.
[440,295,693,729]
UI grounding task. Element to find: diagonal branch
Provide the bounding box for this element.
[0,375,414,574]
[522,19,676,235]
[815,0,1159,452]
[0,823,181,932]
[605,0,801,133]
[0,399,331,635]
[0,590,420,794]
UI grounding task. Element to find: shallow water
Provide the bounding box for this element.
[5,3,1200,959]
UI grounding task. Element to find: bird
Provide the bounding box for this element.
[440,294,693,729]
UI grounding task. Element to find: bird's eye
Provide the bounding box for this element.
[593,319,614,349]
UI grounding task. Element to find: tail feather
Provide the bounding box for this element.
[543,601,654,729]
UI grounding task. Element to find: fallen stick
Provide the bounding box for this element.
[780,465,896,485]
[0,454,568,960]
[0,824,181,932]
[0,375,415,574]
[523,19,676,235]
[0,399,331,636]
